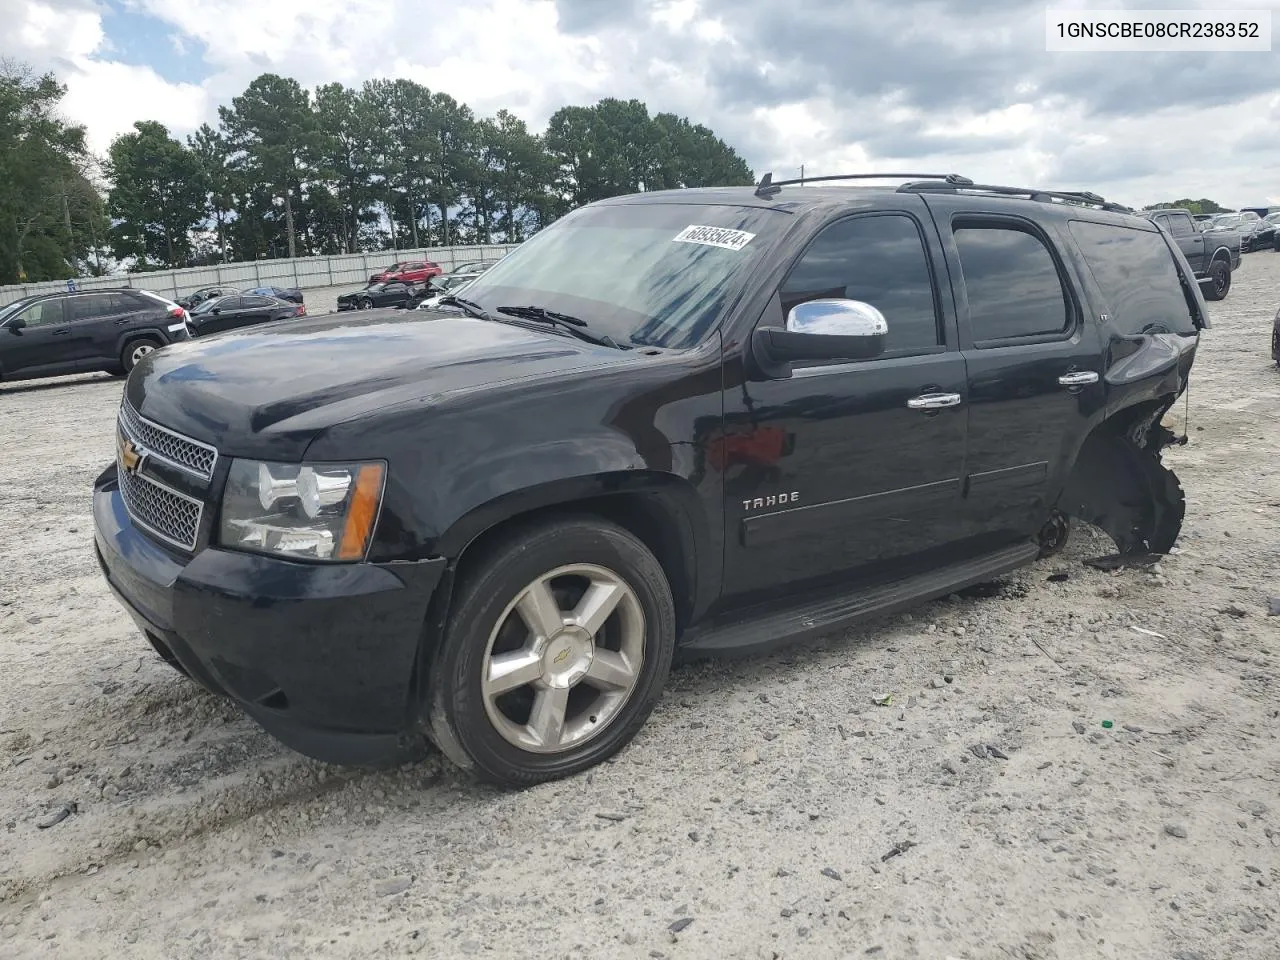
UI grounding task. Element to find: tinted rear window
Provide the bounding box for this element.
[1067,220,1197,335]
[953,225,1071,342]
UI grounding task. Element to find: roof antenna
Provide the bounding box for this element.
[755,172,781,199]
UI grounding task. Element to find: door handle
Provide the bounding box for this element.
[52,329,70,336]
[907,392,962,410]
[1057,371,1099,387]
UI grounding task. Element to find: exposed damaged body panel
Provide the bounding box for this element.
[1056,333,1196,555]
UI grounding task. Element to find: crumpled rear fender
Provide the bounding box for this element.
[1055,404,1186,555]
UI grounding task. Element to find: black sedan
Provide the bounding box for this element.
[178,285,241,310]
[246,285,305,304]
[188,293,306,336]
[336,280,423,311]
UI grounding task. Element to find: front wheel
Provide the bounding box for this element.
[426,518,676,786]
[1203,259,1230,301]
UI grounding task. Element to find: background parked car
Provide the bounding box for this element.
[1144,207,1240,301]
[1204,211,1266,251]
[0,287,191,382]
[187,293,305,336]
[1255,212,1280,248]
[415,273,479,310]
[337,280,423,311]
[368,260,442,285]
[245,285,304,304]
[177,285,240,310]
[449,260,496,274]
[1272,305,1280,365]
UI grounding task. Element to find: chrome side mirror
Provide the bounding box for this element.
[752,298,888,378]
[785,298,889,340]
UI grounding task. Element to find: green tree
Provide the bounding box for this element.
[188,123,236,262]
[314,82,379,253]
[219,74,320,258]
[1143,198,1229,215]
[470,110,552,242]
[106,120,208,268]
[0,61,107,283]
[544,99,753,214]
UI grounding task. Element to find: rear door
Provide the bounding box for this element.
[234,296,279,329]
[75,292,137,365]
[925,199,1103,549]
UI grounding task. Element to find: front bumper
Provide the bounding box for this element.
[93,466,447,766]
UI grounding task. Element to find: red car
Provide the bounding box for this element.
[369,260,442,284]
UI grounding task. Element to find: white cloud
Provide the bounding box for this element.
[62,60,208,151]
[0,0,1277,210]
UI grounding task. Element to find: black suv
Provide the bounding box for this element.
[1,288,191,383]
[93,173,1206,786]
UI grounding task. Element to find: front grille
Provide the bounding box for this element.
[118,401,217,479]
[117,456,203,552]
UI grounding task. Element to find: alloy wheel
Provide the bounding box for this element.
[480,563,645,754]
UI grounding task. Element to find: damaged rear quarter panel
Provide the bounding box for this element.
[1049,219,1199,555]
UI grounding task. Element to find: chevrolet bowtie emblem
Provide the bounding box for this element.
[119,436,144,473]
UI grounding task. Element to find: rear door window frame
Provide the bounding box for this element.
[944,213,1083,351]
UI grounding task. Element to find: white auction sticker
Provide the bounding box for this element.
[673,225,757,251]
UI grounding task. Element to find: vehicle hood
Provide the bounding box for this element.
[125,309,637,460]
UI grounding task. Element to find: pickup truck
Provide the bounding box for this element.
[1144,207,1240,300]
[94,173,1207,786]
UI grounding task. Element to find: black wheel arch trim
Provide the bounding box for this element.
[431,470,714,626]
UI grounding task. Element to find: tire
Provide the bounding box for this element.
[1203,259,1230,301]
[358,299,372,310]
[120,337,161,373]
[426,517,676,787]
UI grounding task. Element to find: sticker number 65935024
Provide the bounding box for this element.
[673,225,757,251]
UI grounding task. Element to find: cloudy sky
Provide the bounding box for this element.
[3,0,1277,208]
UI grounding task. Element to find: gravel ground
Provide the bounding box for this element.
[1,256,1278,960]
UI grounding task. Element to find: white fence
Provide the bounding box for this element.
[0,244,520,308]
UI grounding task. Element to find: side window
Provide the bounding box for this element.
[1169,214,1194,238]
[16,299,67,328]
[953,224,1070,342]
[1153,215,1170,232]
[779,214,941,355]
[242,296,274,308]
[1066,220,1197,336]
[69,293,115,322]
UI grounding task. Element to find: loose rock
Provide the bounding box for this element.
[375,877,412,897]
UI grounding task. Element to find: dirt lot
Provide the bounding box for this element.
[1,256,1277,960]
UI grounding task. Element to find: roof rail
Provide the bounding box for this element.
[897,179,1133,214]
[754,171,972,199]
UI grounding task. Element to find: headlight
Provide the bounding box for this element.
[219,459,386,561]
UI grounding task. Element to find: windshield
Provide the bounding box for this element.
[456,201,787,349]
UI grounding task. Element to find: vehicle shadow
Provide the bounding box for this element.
[0,373,122,395]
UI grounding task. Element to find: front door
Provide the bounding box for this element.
[1154,211,1206,274]
[927,205,1103,549]
[720,206,969,606]
[0,298,76,377]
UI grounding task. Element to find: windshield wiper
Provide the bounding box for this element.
[438,295,494,321]
[496,305,629,350]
